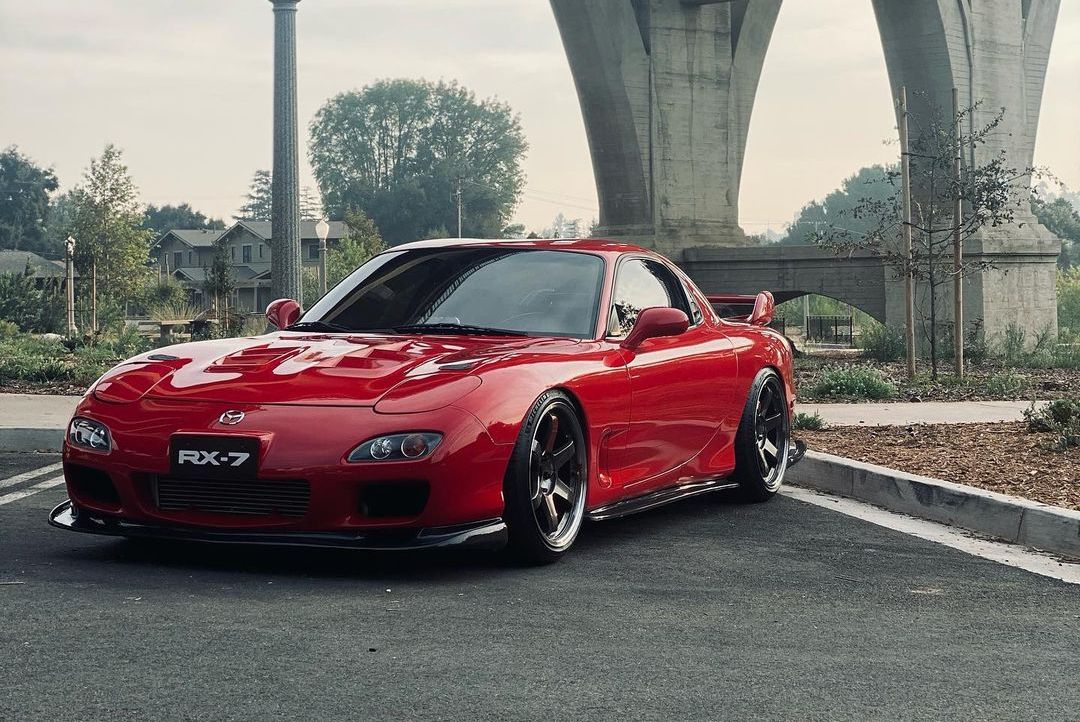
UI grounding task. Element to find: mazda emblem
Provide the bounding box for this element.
[218,410,246,426]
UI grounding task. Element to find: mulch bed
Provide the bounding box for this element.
[798,422,1080,511]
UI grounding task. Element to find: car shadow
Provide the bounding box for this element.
[52,489,754,582]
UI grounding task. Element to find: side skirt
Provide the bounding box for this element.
[586,479,740,522]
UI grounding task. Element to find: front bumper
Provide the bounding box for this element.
[49,500,508,551]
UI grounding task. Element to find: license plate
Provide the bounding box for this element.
[169,435,260,480]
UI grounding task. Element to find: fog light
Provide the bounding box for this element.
[68,417,112,453]
[348,433,443,462]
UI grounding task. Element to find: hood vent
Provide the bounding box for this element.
[209,345,305,373]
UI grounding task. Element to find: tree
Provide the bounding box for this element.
[67,144,154,332]
[0,146,60,254]
[0,261,63,333]
[300,187,323,222]
[1032,195,1080,269]
[779,165,897,246]
[813,100,1035,378]
[327,210,386,287]
[236,170,273,221]
[143,203,225,238]
[203,237,235,318]
[308,79,527,244]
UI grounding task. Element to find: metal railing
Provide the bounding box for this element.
[805,315,853,345]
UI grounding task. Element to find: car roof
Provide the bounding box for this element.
[390,237,656,257]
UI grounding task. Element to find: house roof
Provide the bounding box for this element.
[0,250,68,278]
[233,220,346,242]
[153,229,228,250]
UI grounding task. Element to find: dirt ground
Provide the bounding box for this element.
[799,422,1080,511]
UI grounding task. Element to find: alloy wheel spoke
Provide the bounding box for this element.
[552,478,574,503]
[552,441,575,469]
[763,438,778,461]
[542,494,559,531]
[757,445,770,473]
[544,414,560,453]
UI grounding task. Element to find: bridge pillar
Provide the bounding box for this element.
[873,0,1062,343]
[550,0,781,253]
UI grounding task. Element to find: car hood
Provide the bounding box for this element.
[92,332,580,407]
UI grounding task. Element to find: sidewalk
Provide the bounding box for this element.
[800,400,1032,427]
[0,394,1040,452]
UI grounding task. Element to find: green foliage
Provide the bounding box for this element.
[236,170,272,221]
[0,265,63,333]
[1059,269,1080,337]
[792,412,827,431]
[0,329,150,389]
[809,365,897,400]
[0,146,60,254]
[142,203,225,238]
[778,165,897,246]
[984,370,1030,397]
[203,238,235,315]
[327,210,387,287]
[68,144,154,311]
[1024,398,1080,450]
[1032,195,1080,269]
[859,323,905,362]
[309,79,527,244]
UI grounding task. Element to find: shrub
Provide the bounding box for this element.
[809,365,897,400]
[984,370,1030,397]
[1059,269,1080,337]
[0,269,64,333]
[792,412,827,431]
[1000,324,1027,365]
[1024,398,1080,450]
[858,323,905,362]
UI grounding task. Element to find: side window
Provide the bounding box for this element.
[608,259,673,337]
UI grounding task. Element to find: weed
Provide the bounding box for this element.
[809,365,897,400]
[793,412,827,431]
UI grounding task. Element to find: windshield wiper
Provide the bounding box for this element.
[285,320,354,333]
[392,323,526,337]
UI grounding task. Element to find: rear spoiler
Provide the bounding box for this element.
[706,292,775,326]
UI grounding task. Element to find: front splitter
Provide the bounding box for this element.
[48,500,508,552]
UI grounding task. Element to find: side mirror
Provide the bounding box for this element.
[621,307,690,350]
[266,298,301,330]
[748,291,775,327]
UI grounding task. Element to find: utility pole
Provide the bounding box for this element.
[952,86,964,378]
[455,177,464,238]
[269,0,303,303]
[899,86,917,379]
[65,236,77,337]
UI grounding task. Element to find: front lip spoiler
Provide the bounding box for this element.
[48,500,507,552]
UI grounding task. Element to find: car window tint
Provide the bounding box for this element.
[609,259,673,337]
[303,248,605,339]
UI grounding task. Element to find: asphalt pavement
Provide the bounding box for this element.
[1,452,1077,722]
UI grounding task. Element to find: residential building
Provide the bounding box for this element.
[149,221,344,313]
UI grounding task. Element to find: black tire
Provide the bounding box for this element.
[732,369,790,502]
[503,390,588,565]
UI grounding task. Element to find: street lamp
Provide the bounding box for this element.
[316,218,330,296]
[64,236,77,336]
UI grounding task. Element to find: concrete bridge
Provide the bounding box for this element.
[551,0,1062,340]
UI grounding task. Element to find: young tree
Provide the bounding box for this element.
[68,144,154,332]
[326,210,386,287]
[813,98,1035,378]
[203,237,235,319]
[308,79,527,244]
[236,170,273,221]
[0,146,60,254]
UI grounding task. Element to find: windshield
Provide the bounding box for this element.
[299,247,606,339]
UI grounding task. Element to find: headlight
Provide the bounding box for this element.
[68,417,112,452]
[348,433,442,462]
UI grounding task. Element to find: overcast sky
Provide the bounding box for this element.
[1,0,1077,236]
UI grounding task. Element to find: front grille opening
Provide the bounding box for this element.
[67,464,120,506]
[155,477,310,518]
[359,482,429,519]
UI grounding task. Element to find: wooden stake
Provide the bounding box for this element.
[899,87,917,379]
[952,87,965,378]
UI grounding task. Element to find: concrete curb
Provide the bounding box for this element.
[0,428,64,454]
[789,451,1080,559]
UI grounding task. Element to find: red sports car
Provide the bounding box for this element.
[51,239,802,563]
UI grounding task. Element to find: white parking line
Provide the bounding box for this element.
[0,476,66,507]
[782,486,1080,585]
[0,462,63,491]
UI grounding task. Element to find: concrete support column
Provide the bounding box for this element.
[872,0,1063,343]
[270,0,303,304]
[550,0,781,252]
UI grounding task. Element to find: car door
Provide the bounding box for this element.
[608,257,736,491]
